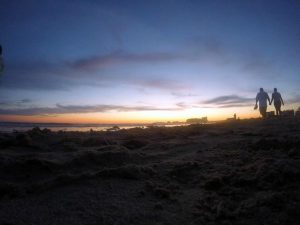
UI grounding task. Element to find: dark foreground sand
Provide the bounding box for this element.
[0,119,300,225]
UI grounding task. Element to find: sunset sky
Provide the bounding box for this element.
[0,0,299,123]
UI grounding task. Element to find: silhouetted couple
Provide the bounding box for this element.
[255,88,284,118]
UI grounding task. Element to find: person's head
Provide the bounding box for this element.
[274,88,277,92]
[260,88,264,92]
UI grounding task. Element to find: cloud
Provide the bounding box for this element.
[70,50,182,71]
[0,103,185,116]
[2,50,188,91]
[0,99,33,107]
[136,79,189,91]
[176,102,191,109]
[1,46,280,93]
[201,95,254,108]
[203,95,253,104]
[2,61,74,90]
[20,99,31,103]
[171,92,199,98]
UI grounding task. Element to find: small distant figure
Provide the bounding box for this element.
[270,88,284,116]
[226,113,237,122]
[0,45,4,73]
[255,88,271,118]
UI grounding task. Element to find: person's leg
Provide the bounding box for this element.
[260,107,267,118]
[262,108,267,118]
[275,102,281,116]
[259,107,263,117]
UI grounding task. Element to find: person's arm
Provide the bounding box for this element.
[254,96,258,109]
[267,94,271,105]
[270,94,274,105]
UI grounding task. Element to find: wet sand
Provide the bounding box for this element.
[0,118,300,225]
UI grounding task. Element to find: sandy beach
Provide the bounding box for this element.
[0,118,299,225]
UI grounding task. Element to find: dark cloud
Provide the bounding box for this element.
[20,99,31,103]
[1,47,281,93]
[0,103,185,116]
[0,99,33,107]
[70,51,182,71]
[136,79,189,91]
[2,62,187,91]
[203,95,253,104]
[2,51,187,91]
[2,62,73,90]
[217,103,253,108]
[176,102,191,109]
[201,95,254,108]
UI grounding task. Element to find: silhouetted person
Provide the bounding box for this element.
[255,88,270,118]
[270,88,284,116]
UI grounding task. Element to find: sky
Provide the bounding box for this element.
[0,0,299,123]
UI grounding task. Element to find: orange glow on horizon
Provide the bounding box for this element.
[0,107,261,124]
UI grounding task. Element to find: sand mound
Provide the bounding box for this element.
[0,119,300,225]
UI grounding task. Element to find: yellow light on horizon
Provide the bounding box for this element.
[0,106,262,124]
[4,102,300,124]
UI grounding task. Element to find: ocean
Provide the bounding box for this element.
[0,122,186,132]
